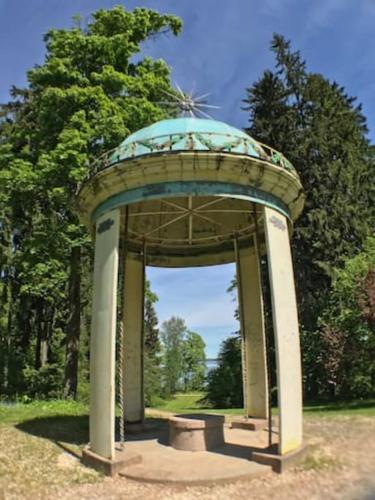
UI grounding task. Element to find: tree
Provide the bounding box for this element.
[181,331,206,391]
[205,335,243,408]
[144,280,163,406]
[316,237,375,398]
[243,35,374,400]
[243,34,374,333]
[144,280,160,356]
[160,316,186,396]
[0,6,182,399]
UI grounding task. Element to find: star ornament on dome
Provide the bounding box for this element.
[158,84,220,119]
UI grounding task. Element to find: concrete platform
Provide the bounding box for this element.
[118,417,276,485]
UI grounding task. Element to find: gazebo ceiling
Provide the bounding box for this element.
[119,194,265,267]
[76,117,304,267]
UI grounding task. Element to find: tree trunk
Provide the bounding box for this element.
[35,298,47,369]
[64,245,81,399]
[2,281,12,394]
[19,294,32,351]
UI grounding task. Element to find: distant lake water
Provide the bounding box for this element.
[205,358,218,374]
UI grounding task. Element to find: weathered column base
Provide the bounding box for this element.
[251,443,308,473]
[231,417,273,431]
[82,444,142,477]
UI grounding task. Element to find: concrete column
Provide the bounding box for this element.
[264,206,303,455]
[238,241,268,419]
[89,209,120,459]
[122,255,145,423]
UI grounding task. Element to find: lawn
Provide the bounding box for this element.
[0,400,99,499]
[153,392,375,417]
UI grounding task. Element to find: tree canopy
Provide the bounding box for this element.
[243,34,374,331]
[0,5,182,398]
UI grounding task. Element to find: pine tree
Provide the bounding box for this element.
[205,335,243,408]
[243,34,374,332]
[144,280,160,356]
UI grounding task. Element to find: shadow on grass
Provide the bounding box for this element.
[16,415,168,448]
[17,415,89,445]
[16,414,89,459]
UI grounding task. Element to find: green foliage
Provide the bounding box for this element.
[160,317,206,396]
[144,280,160,356]
[143,280,163,406]
[0,5,181,399]
[218,239,375,406]
[181,331,206,391]
[160,316,186,396]
[243,34,374,332]
[22,364,64,400]
[243,34,374,400]
[144,352,163,407]
[205,335,243,408]
[314,237,375,398]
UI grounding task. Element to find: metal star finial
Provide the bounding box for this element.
[158,83,220,118]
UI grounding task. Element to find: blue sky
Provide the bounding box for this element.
[1,0,374,357]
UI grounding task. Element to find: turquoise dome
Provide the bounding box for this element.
[110,117,266,163]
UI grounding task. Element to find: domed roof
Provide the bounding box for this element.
[110,117,267,162]
[77,116,304,267]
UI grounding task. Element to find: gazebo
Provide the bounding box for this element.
[76,115,305,475]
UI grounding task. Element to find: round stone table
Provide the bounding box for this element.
[169,414,225,452]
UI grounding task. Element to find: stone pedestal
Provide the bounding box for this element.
[169,414,225,451]
[231,417,271,431]
[251,443,308,473]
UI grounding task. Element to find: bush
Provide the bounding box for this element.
[22,363,64,399]
[316,236,375,398]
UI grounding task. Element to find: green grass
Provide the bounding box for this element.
[1,395,373,428]
[303,398,375,417]
[152,392,375,418]
[0,400,99,498]
[0,399,88,426]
